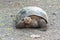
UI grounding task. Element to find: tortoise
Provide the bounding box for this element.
[15,6,48,31]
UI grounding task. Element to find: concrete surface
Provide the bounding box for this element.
[0,0,60,40]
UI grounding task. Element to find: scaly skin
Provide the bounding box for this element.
[16,15,47,31]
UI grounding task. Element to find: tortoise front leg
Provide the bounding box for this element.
[15,20,25,28]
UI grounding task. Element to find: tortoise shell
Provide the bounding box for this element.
[16,6,48,24]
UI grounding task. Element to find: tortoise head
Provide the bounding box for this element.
[23,17,32,25]
[23,16,38,27]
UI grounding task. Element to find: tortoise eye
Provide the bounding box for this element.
[21,18,24,21]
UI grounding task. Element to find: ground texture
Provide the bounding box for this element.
[0,0,60,40]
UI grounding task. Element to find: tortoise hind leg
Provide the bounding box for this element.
[38,19,48,31]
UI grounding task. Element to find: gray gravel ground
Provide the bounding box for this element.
[0,0,60,40]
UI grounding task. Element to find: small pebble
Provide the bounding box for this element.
[52,13,56,15]
[10,15,14,17]
[30,34,40,38]
[49,5,52,8]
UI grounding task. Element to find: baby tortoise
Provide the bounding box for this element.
[15,6,48,31]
